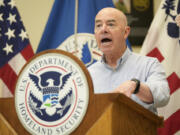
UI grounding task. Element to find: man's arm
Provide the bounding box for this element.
[112,58,170,107]
[111,80,153,103]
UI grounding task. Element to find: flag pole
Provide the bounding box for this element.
[74,0,79,55]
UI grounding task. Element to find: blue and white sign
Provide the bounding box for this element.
[15,50,89,135]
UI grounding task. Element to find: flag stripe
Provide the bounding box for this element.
[21,44,34,61]
[147,47,164,62]
[8,53,26,75]
[175,130,180,135]
[158,88,180,120]
[158,109,180,135]
[0,64,17,95]
[0,80,13,97]
[167,72,180,94]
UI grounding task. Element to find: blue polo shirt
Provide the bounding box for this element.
[88,48,170,113]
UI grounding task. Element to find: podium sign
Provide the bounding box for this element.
[14,50,91,135]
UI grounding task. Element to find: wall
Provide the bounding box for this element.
[15,0,54,52]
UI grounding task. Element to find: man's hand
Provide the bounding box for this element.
[111,80,153,103]
[111,80,136,97]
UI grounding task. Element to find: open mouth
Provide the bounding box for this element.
[101,38,112,44]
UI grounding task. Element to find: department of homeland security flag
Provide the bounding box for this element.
[141,0,180,134]
[37,0,131,67]
[0,0,34,97]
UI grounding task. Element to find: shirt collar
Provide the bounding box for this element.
[101,47,132,69]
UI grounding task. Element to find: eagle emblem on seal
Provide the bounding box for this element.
[28,71,73,122]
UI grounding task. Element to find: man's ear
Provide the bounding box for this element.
[124,26,130,39]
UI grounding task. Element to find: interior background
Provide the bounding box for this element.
[15,0,162,53]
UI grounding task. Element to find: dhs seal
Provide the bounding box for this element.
[15,50,91,135]
[57,33,102,67]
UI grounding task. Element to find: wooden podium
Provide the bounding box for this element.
[0,92,163,135]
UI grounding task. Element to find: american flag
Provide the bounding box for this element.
[141,0,180,134]
[0,0,34,97]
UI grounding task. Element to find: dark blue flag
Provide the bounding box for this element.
[0,0,34,97]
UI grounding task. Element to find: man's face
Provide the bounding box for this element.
[94,8,129,55]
